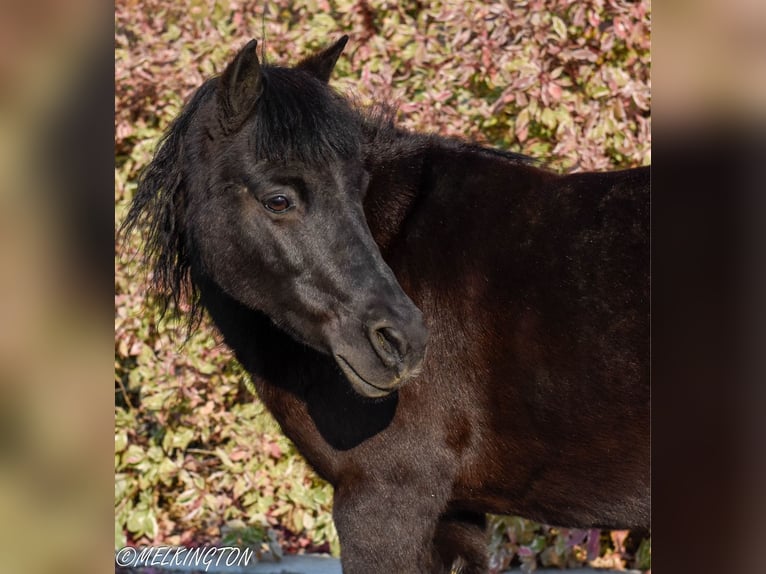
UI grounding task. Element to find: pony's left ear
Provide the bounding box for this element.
[296,35,349,83]
[219,39,263,128]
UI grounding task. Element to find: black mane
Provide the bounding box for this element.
[247,66,363,164]
[121,79,218,326]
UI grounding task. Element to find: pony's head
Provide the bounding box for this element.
[122,37,427,398]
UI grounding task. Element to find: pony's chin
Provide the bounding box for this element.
[334,354,397,398]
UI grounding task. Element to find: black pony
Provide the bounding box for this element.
[123,37,649,573]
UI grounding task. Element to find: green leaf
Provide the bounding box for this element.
[330,533,341,557]
[540,108,557,129]
[529,534,547,553]
[115,431,128,453]
[126,507,158,539]
[141,388,174,411]
[146,445,164,462]
[241,375,257,396]
[635,537,651,570]
[115,520,127,550]
[167,427,195,452]
[122,444,144,466]
[157,458,177,486]
[114,474,133,501]
[552,17,567,40]
[215,447,234,468]
[302,512,315,530]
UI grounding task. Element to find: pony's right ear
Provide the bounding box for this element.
[296,35,349,83]
[218,39,263,128]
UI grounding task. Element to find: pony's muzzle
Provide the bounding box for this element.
[331,304,427,398]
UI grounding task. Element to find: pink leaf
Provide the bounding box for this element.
[548,82,563,101]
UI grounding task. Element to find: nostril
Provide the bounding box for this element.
[370,325,408,367]
[380,327,407,358]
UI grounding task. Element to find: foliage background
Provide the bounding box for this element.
[115,0,650,571]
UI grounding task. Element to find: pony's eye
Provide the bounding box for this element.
[263,195,292,213]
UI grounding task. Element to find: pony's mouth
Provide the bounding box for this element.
[334,355,396,398]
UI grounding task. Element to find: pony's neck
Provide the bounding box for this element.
[361,126,432,253]
[360,120,537,253]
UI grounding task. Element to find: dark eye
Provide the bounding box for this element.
[263,195,292,213]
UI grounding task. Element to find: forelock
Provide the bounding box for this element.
[247,66,362,164]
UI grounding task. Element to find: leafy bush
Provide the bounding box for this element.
[114,290,338,555]
[116,0,650,570]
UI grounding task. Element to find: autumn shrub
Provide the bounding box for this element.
[115,0,650,571]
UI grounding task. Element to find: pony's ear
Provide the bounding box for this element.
[296,35,349,83]
[219,39,263,127]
